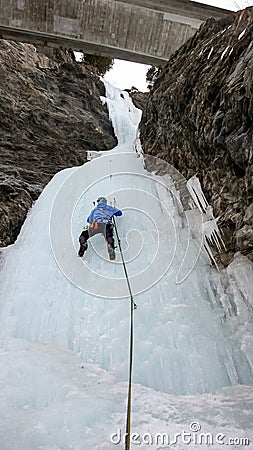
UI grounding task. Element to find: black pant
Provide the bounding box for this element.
[79,223,115,248]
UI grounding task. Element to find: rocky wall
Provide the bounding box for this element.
[0,41,117,246]
[140,8,253,264]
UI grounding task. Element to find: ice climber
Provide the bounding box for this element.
[78,196,123,260]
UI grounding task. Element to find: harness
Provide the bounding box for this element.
[90,207,113,230]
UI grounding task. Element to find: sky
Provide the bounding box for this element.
[103,59,151,92]
[192,0,251,9]
[102,0,253,92]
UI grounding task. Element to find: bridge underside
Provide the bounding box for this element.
[0,0,232,65]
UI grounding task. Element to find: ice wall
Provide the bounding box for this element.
[0,82,253,398]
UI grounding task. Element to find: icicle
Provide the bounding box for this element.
[186,175,209,213]
[186,175,225,265]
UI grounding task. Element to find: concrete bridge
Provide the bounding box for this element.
[0,0,232,65]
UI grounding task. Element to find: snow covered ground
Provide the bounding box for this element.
[0,81,253,449]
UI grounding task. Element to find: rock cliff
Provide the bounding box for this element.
[140,8,253,264]
[0,41,117,246]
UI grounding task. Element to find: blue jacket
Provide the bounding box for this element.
[87,202,122,224]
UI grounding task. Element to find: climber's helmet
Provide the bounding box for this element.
[97,196,107,204]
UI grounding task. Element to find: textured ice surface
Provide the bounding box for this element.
[0,338,253,450]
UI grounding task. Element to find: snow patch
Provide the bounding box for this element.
[207,47,214,59]
[238,28,247,40]
[221,46,230,60]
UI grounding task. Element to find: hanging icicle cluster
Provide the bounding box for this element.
[186,175,226,266]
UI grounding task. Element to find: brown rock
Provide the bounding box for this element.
[235,225,253,254]
[244,202,253,225]
[0,40,117,246]
[140,8,253,263]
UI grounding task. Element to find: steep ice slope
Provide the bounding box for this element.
[0,81,253,449]
[1,81,252,392]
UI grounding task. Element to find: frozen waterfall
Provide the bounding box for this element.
[0,81,253,450]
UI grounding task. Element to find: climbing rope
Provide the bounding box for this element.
[112,215,137,450]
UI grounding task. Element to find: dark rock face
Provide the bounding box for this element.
[126,88,148,111]
[140,8,253,263]
[0,40,117,247]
